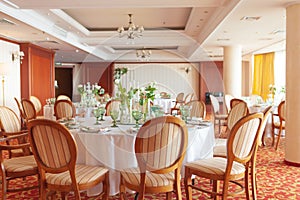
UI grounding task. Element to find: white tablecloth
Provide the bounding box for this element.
[153,98,176,114]
[70,117,215,196]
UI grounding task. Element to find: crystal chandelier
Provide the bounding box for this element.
[136,49,151,61]
[117,14,144,39]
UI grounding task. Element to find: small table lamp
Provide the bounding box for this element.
[0,63,10,106]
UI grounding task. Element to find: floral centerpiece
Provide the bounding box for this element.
[78,82,105,107]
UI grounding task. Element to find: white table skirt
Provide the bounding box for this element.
[70,117,215,196]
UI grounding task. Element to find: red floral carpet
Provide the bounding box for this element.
[1,138,300,199]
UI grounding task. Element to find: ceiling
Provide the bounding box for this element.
[0,0,293,63]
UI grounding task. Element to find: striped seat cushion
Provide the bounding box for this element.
[46,165,108,186]
[120,168,175,187]
[4,155,37,172]
[213,145,227,157]
[185,157,245,176]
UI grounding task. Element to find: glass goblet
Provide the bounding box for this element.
[98,107,106,121]
[180,105,191,123]
[132,110,143,128]
[93,108,101,125]
[110,109,119,127]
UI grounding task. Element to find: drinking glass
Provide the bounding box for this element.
[180,105,191,123]
[132,110,143,128]
[93,108,102,125]
[110,109,119,127]
[98,106,106,121]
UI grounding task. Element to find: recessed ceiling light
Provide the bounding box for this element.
[240,16,261,21]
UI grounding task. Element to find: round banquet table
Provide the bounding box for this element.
[69,116,215,196]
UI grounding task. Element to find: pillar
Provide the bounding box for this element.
[285,3,300,166]
[223,45,242,97]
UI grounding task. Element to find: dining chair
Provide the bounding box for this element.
[209,94,228,137]
[54,99,76,120]
[213,106,272,200]
[184,112,263,200]
[224,94,234,113]
[105,99,121,116]
[30,96,42,115]
[27,119,110,200]
[272,100,286,150]
[170,92,185,115]
[56,94,71,101]
[14,97,26,129]
[230,98,247,109]
[185,100,206,119]
[21,98,38,125]
[213,100,249,157]
[184,93,194,104]
[0,132,39,199]
[0,106,31,157]
[119,116,188,200]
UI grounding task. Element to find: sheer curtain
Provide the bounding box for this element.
[252,52,275,100]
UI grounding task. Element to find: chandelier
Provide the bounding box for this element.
[117,14,144,39]
[136,49,151,61]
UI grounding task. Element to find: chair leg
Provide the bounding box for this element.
[2,176,7,200]
[275,127,283,150]
[166,192,172,200]
[119,176,126,200]
[184,169,192,200]
[251,162,257,200]
[245,165,251,200]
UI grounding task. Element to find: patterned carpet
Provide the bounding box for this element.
[1,136,300,199]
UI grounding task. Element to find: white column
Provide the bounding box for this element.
[285,3,300,166]
[223,45,242,97]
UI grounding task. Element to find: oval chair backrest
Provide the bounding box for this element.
[54,100,75,120]
[105,100,121,116]
[27,119,77,173]
[227,113,263,162]
[278,100,286,121]
[0,106,22,132]
[135,116,188,173]
[227,101,249,130]
[185,100,206,119]
[257,106,273,145]
[30,96,42,113]
[176,92,185,102]
[57,95,71,101]
[21,99,37,122]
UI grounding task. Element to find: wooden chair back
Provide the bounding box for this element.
[21,98,37,123]
[0,106,22,133]
[105,100,121,116]
[226,100,249,131]
[230,98,246,109]
[57,94,71,101]
[14,97,26,126]
[184,93,194,103]
[54,99,76,120]
[185,100,206,119]
[30,96,42,114]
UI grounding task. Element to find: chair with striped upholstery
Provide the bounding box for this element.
[54,99,76,120]
[185,100,206,119]
[230,98,247,110]
[184,113,263,200]
[56,94,71,101]
[120,116,188,200]
[14,97,26,128]
[27,119,110,200]
[105,99,121,116]
[30,96,42,115]
[0,106,30,157]
[21,98,38,125]
[0,106,38,199]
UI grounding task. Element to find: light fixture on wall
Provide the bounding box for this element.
[136,49,151,61]
[0,63,10,106]
[12,51,25,63]
[185,66,192,74]
[117,14,144,39]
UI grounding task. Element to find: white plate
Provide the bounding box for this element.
[81,126,100,133]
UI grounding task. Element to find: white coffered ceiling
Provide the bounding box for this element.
[0,0,294,63]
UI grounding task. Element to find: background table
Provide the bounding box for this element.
[70,117,215,196]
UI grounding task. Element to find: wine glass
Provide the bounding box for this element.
[132,110,143,128]
[93,108,101,125]
[180,105,191,123]
[98,106,106,121]
[110,109,119,127]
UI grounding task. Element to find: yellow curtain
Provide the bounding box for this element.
[252,52,274,100]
